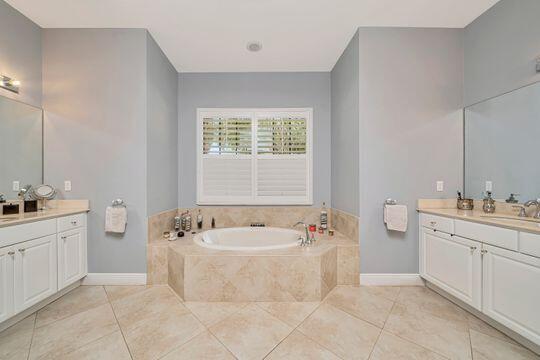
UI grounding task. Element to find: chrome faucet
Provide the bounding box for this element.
[294,221,311,246]
[524,199,540,219]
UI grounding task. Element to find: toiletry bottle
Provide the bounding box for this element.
[320,202,328,230]
[197,210,203,229]
[211,217,216,228]
[184,211,192,231]
[174,216,181,232]
[482,191,496,214]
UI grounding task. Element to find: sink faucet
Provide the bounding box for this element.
[524,199,540,219]
[294,221,311,246]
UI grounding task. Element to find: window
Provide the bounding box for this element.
[197,108,313,205]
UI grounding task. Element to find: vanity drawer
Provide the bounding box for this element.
[57,214,86,233]
[519,232,540,258]
[420,214,454,234]
[455,219,518,251]
[0,219,57,248]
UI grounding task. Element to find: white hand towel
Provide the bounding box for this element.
[384,205,408,232]
[105,206,127,233]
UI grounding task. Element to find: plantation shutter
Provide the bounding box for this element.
[197,109,312,205]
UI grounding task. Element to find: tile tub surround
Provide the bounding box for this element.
[331,207,359,242]
[2,284,538,360]
[147,208,178,244]
[159,231,358,300]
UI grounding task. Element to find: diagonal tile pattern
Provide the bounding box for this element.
[0,284,538,360]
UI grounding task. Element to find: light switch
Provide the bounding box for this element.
[436,181,444,192]
[12,181,20,191]
[485,181,493,192]
[64,180,72,192]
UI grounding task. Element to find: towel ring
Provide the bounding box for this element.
[112,199,126,208]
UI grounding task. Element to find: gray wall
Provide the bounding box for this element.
[178,72,331,208]
[43,29,148,273]
[464,0,540,106]
[146,33,179,215]
[0,0,42,107]
[330,31,360,216]
[357,28,464,273]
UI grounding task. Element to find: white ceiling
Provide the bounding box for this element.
[7,0,499,72]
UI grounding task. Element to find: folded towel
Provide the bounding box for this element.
[105,206,127,233]
[384,204,407,232]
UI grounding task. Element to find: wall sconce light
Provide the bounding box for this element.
[0,75,20,94]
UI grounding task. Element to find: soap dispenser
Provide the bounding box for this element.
[482,191,496,214]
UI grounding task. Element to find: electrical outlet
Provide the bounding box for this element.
[64,180,72,192]
[485,181,493,192]
[12,181,20,191]
[436,181,444,192]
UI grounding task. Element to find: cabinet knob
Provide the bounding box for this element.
[8,251,15,256]
[470,246,477,251]
[430,221,436,226]
[71,221,77,225]
[61,236,67,240]
[18,248,25,253]
[481,249,488,255]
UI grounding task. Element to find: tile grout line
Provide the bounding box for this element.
[366,298,397,360]
[104,286,135,360]
[25,313,37,360]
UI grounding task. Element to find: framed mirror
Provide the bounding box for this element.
[464,81,540,202]
[0,95,43,198]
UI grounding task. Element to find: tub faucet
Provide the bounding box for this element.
[294,221,311,246]
[524,199,540,219]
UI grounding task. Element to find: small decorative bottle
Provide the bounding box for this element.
[482,191,496,214]
[197,210,203,229]
[320,202,328,230]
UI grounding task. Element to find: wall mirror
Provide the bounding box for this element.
[464,81,540,203]
[0,95,43,198]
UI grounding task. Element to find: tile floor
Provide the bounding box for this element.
[1,285,538,360]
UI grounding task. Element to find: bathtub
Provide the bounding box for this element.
[193,227,303,251]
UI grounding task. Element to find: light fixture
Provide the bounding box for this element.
[0,75,20,94]
[246,41,262,52]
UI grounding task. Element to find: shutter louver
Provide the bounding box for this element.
[257,159,307,197]
[203,116,251,155]
[257,116,307,155]
[202,158,252,197]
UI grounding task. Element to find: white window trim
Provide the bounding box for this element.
[196,108,313,205]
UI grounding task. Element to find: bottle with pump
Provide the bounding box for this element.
[197,210,203,229]
[320,202,328,230]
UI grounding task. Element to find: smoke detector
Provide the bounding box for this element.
[246,42,262,52]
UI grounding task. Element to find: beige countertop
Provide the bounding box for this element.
[0,200,90,228]
[418,207,540,234]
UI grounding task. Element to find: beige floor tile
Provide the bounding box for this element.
[396,287,469,324]
[370,331,447,360]
[266,330,340,360]
[297,303,381,360]
[28,303,119,360]
[384,303,472,360]
[325,286,394,327]
[210,303,293,360]
[35,285,108,328]
[466,314,519,345]
[470,330,540,360]
[122,304,205,360]
[0,314,35,360]
[62,331,131,360]
[360,285,401,301]
[256,302,320,327]
[184,301,249,326]
[104,285,150,302]
[112,286,189,330]
[160,331,235,360]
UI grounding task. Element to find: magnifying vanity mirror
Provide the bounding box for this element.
[464,81,540,202]
[0,95,43,199]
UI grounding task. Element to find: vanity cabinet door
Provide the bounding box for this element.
[482,244,540,345]
[0,246,15,323]
[421,228,481,309]
[57,227,87,290]
[14,235,57,313]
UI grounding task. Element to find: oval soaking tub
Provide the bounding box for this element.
[193,227,302,251]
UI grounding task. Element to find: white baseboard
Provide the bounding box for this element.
[360,273,424,286]
[81,273,147,286]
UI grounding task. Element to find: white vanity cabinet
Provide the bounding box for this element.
[0,213,87,326]
[482,244,540,345]
[14,235,57,312]
[419,212,540,346]
[420,227,482,309]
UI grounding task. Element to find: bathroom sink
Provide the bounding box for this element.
[481,215,540,227]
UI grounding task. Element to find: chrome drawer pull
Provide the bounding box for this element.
[8,251,15,256]
[430,221,437,226]
[71,221,78,225]
[18,248,25,253]
[470,246,477,254]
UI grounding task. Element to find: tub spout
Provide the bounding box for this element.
[294,221,311,246]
